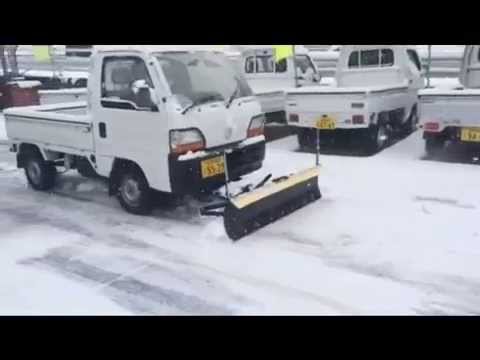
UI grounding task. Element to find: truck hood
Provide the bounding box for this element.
[168,96,262,149]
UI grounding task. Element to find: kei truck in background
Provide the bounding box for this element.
[420,45,480,158]
[286,45,425,153]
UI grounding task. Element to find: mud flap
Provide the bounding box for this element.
[223,167,321,241]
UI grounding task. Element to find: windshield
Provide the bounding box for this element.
[155,52,253,108]
[295,55,316,75]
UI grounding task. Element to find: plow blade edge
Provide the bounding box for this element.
[223,167,321,241]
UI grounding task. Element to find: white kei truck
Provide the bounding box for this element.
[285,45,425,153]
[232,46,321,124]
[419,45,480,157]
[4,45,321,241]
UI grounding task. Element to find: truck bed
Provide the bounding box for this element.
[419,87,480,129]
[4,102,94,154]
[287,84,409,95]
[286,84,412,129]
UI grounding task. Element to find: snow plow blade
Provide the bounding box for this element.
[223,167,321,241]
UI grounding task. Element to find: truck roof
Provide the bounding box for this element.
[93,45,232,55]
[341,45,417,51]
[235,45,310,55]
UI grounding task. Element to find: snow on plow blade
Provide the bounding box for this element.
[223,167,321,241]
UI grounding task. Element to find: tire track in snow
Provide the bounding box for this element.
[26,250,235,315]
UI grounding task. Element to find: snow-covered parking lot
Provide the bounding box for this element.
[1,121,480,315]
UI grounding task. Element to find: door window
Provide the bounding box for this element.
[101,56,155,111]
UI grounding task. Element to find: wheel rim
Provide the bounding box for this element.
[121,177,142,206]
[27,161,42,185]
[377,125,388,148]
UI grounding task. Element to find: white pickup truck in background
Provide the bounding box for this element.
[420,45,480,157]
[231,46,321,124]
[286,45,425,153]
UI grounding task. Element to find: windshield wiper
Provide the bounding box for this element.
[182,95,223,115]
[226,81,241,109]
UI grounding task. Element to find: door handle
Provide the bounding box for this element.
[99,122,107,138]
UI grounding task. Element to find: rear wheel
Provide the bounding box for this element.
[298,128,319,151]
[24,151,56,191]
[117,167,153,215]
[404,107,419,135]
[425,137,445,158]
[364,123,388,154]
[298,129,313,150]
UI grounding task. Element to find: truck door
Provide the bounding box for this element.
[464,46,480,88]
[93,54,171,192]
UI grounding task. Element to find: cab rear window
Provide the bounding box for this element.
[407,49,422,71]
[348,49,395,69]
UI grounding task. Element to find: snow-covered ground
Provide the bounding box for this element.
[1,76,479,315]
[1,123,480,315]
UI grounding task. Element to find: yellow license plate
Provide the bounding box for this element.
[316,116,336,130]
[201,156,225,179]
[461,128,480,143]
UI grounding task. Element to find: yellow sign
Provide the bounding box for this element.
[201,156,225,179]
[32,46,52,63]
[273,45,294,62]
[461,128,480,143]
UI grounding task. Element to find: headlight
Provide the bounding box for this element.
[170,128,206,155]
[248,114,266,138]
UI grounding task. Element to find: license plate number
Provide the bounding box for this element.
[316,116,336,130]
[201,156,225,179]
[461,128,480,143]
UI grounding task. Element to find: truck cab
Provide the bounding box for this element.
[231,46,320,123]
[336,45,425,90]
[240,46,320,91]
[459,45,480,88]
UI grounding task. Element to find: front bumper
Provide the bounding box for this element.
[169,139,266,195]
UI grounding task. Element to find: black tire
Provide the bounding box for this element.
[298,129,316,151]
[425,137,445,158]
[364,123,388,154]
[116,166,153,215]
[404,107,419,135]
[24,151,57,191]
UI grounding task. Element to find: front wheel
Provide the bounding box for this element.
[24,151,57,191]
[117,167,153,215]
